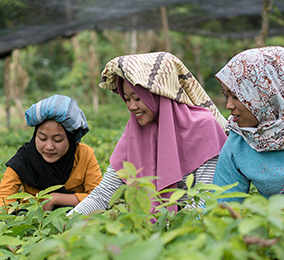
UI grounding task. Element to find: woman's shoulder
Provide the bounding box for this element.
[75,143,94,155]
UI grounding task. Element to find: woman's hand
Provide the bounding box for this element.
[42,192,79,211]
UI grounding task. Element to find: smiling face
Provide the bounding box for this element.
[223,84,259,128]
[35,120,69,163]
[123,81,155,126]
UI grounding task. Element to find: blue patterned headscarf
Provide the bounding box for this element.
[25,95,89,143]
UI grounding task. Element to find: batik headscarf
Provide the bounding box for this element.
[6,95,89,193]
[99,52,227,211]
[216,46,284,152]
[100,51,227,130]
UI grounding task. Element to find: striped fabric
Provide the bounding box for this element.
[25,94,89,143]
[68,156,218,216]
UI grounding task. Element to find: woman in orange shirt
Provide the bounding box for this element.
[0,94,102,211]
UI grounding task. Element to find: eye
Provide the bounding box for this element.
[135,97,140,101]
[54,139,64,143]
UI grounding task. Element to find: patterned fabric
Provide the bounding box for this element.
[216,46,284,152]
[25,94,89,143]
[100,51,227,130]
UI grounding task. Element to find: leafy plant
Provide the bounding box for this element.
[1,162,280,260]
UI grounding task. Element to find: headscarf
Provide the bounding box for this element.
[216,46,284,152]
[6,95,89,193]
[99,52,227,211]
[25,94,89,143]
[99,51,227,131]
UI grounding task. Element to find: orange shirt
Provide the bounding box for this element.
[0,143,102,207]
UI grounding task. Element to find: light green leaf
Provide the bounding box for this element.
[169,190,186,204]
[106,221,123,235]
[123,161,137,178]
[109,185,127,207]
[186,174,194,189]
[116,239,163,260]
[6,192,34,200]
[137,188,151,213]
[238,216,263,235]
[0,235,23,245]
[37,185,64,198]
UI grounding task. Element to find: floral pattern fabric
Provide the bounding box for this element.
[216,46,284,152]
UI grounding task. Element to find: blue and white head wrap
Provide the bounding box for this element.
[25,95,89,143]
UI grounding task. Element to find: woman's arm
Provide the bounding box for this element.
[213,150,250,203]
[42,193,79,211]
[67,165,125,216]
[0,167,22,207]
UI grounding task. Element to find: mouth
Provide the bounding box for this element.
[134,112,144,119]
[44,153,56,157]
[232,114,240,122]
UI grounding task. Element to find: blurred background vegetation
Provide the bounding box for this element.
[0,1,284,176]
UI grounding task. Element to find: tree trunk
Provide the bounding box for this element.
[255,0,274,47]
[9,49,29,125]
[160,6,171,52]
[4,56,11,129]
[89,31,100,114]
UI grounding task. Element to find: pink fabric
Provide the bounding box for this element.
[111,77,227,199]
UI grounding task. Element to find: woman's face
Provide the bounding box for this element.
[35,120,69,163]
[223,84,259,127]
[123,81,155,126]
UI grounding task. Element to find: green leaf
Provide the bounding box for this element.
[36,206,44,223]
[161,226,192,244]
[268,195,284,213]
[238,216,264,235]
[137,188,151,213]
[186,174,194,189]
[37,185,64,198]
[106,221,123,235]
[29,239,59,260]
[169,190,186,204]
[109,185,127,207]
[6,192,34,200]
[52,217,65,233]
[213,192,250,199]
[116,238,163,260]
[0,235,23,246]
[8,224,36,236]
[123,161,137,178]
[116,169,129,179]
[43,207,71,228]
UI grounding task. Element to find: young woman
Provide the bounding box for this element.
[69,51,227,216]
[0,94,102,211]
[213,46,284,203]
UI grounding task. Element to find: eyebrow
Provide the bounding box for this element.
[37,131,64,137]
[124,92,137,96]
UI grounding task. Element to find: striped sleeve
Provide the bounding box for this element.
[68,164,125,216]
[178,155,218,209]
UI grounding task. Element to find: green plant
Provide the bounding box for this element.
[7,162,282,260]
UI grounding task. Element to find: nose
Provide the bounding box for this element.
[226,97,235,111]
[127,99,138,111]
[45,139,55,150]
